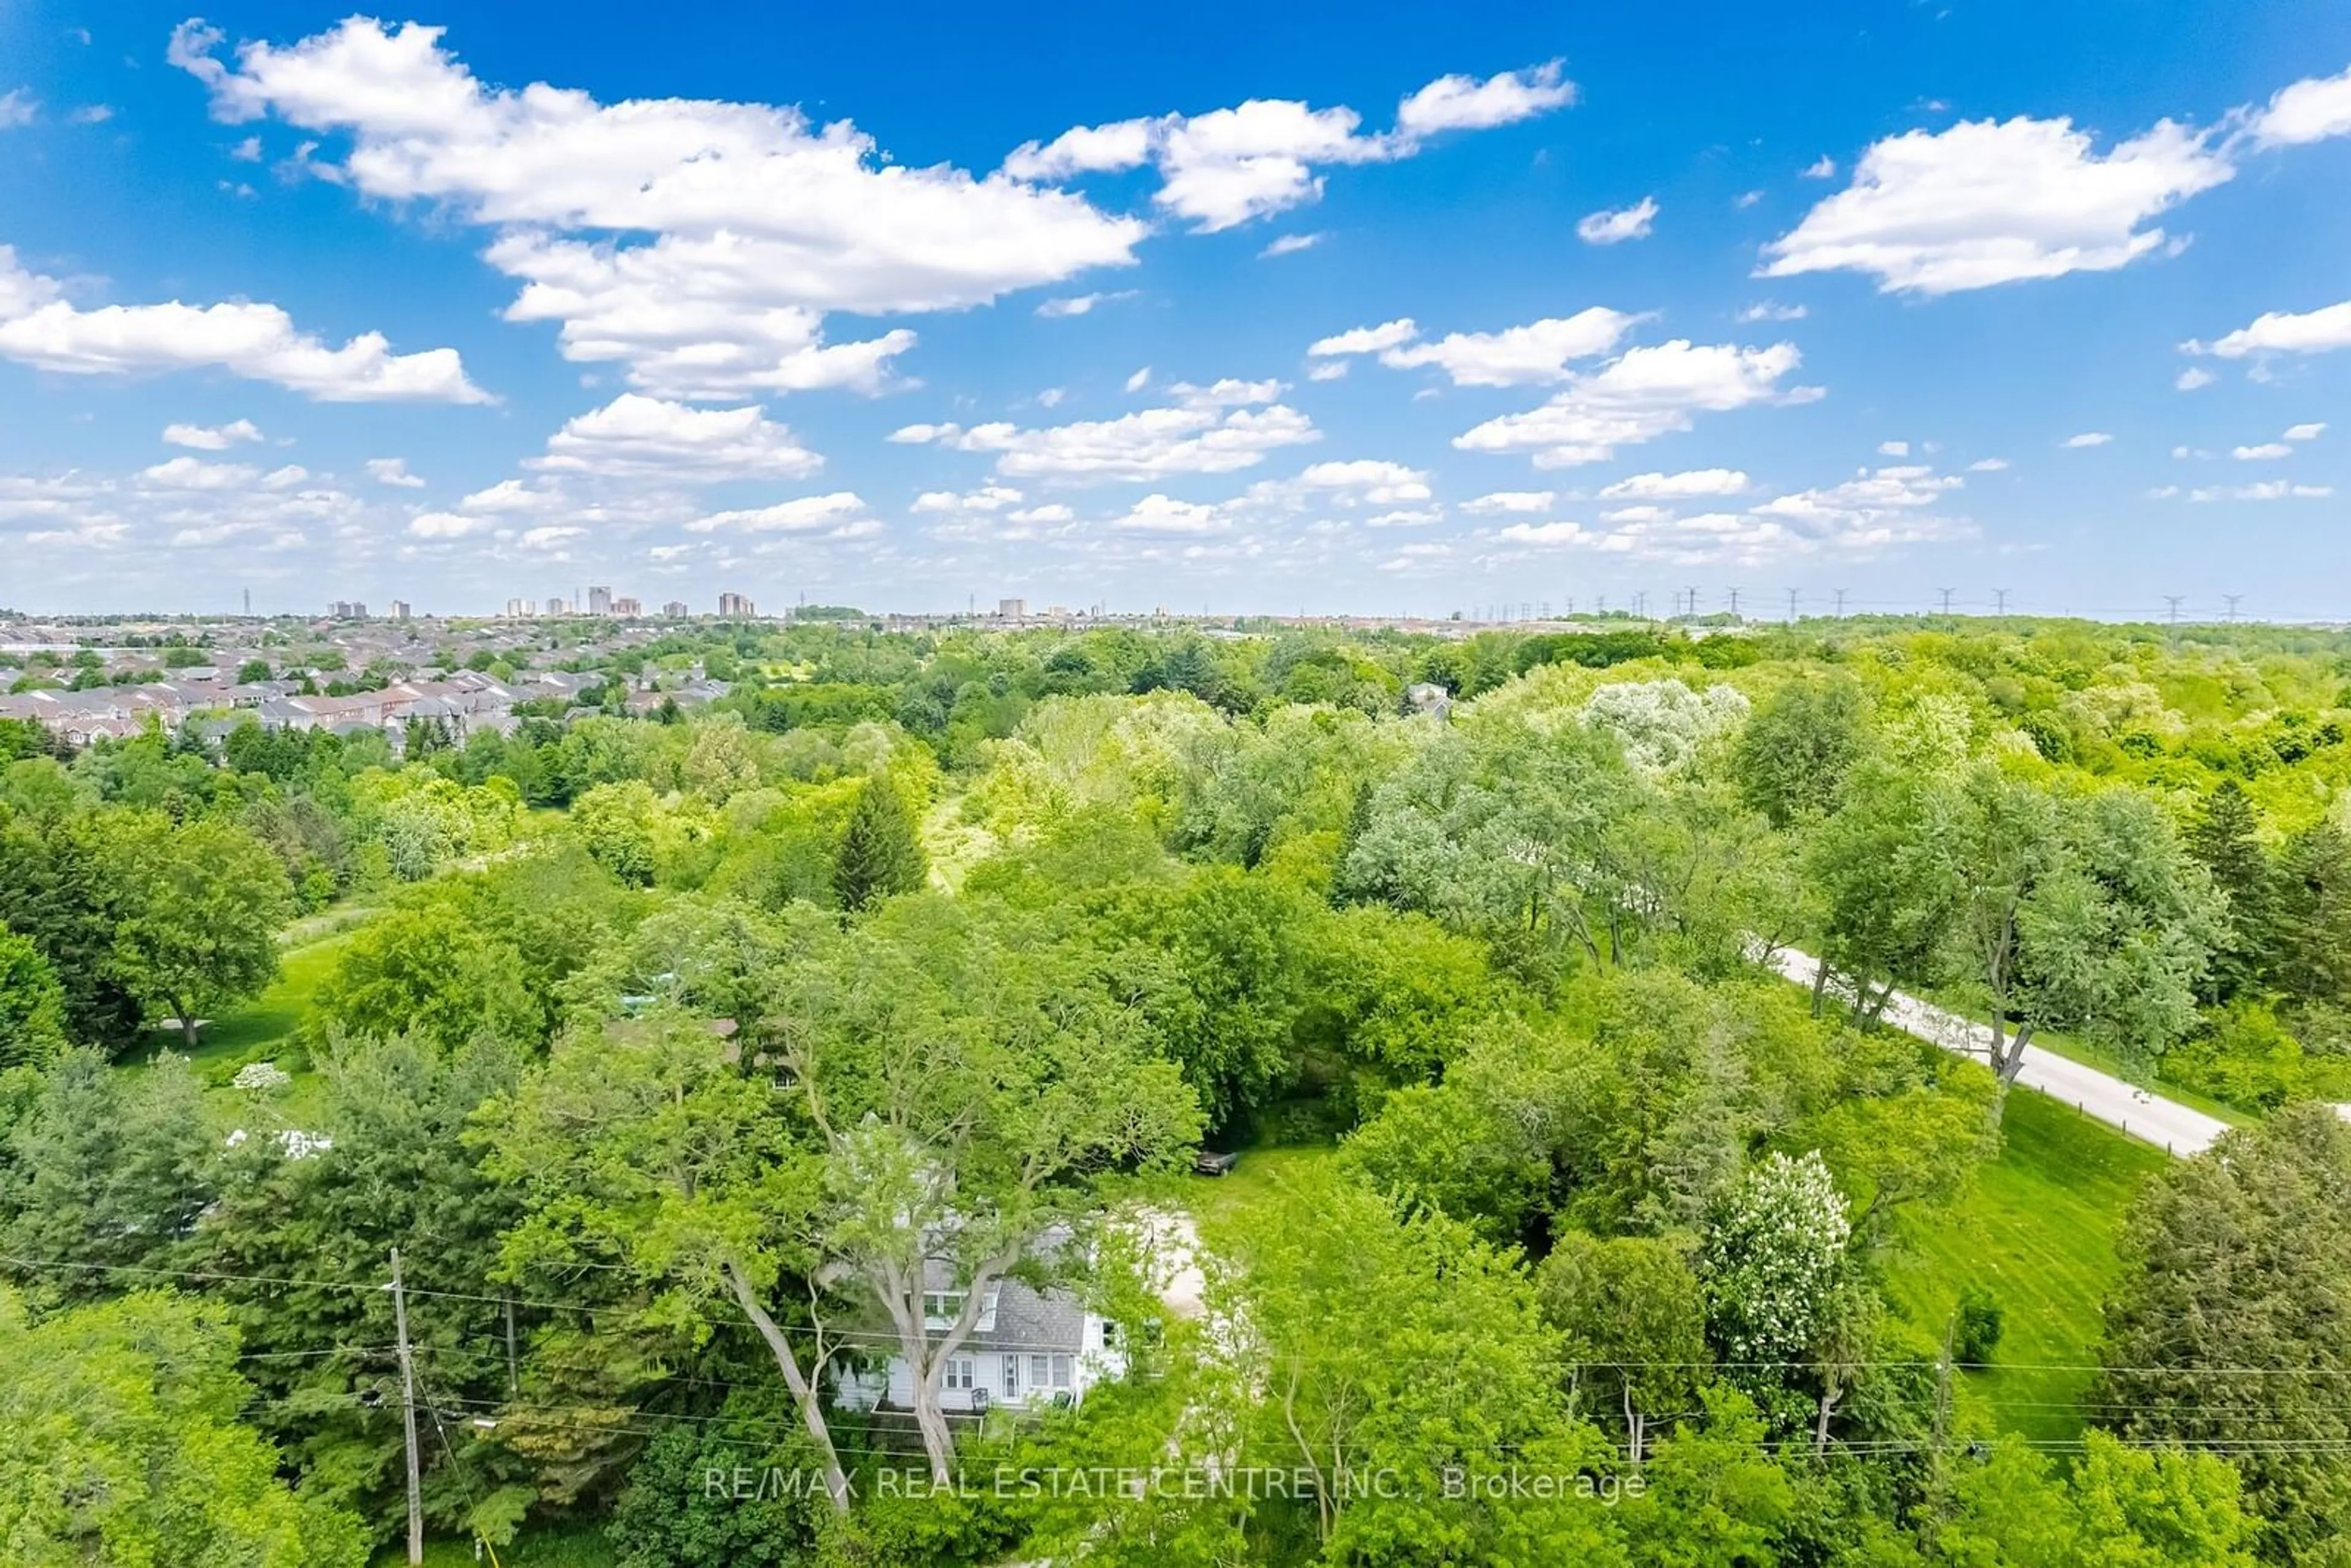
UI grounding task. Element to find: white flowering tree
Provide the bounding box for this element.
[1580,679,1750,778]
[1700,1149,1851,1368]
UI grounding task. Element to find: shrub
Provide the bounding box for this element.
[1954,1282,2004,1365]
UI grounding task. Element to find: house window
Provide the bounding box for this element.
[1052,1354,1073,1388]
[943,1357,975,1391]
[1100,1321,1119,1349]
[1002,1357,1022,1398]
[1030,1354,1050,1389]
[923,1291,966,1325]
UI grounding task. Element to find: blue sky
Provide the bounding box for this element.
[1,1,2347,619]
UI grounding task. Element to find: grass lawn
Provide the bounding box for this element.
[1183,1143,1343,1236]
[374,1522,615,1567]
[1881,1086,2170,1446]
[121,922,363,1074]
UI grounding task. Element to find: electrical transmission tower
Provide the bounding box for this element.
[1993,588,2010,615]
[1938,587,1955,615]
[2224,594,2243,623]
[2164,595,2186,626]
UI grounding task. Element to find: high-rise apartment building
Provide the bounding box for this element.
[588,585,613,615]
[388,600,413,622]
[662,600,689,618]
[612,596,642,617]
[718,591,756,617]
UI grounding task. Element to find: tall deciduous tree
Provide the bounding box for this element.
[1936,768,2220,1090]
[484,1005,855,1510]
[0,808,141,1049]
[0,1286,369,1566]
[763,898,1201,1483]
[832,772,926,910]
[1732,674,1872,828]
[100,812,293,1048]
[1216,1165,1626,1561]
[1539,1232,1711,1465]
[1935,1432,2257,1566]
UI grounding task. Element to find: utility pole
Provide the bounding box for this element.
[1932,1311,1955,1457]
[1833,588,1847,618]
[390,1249,423,1565]
[2224,593,2243,623]
[1993,588,2009,616]
[1727,587,1741,618]
[1938,587,1954,615]
[1787,587,1799,624]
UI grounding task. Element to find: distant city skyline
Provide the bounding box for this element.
[2,3,2349,616]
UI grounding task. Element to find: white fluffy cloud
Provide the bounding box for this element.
[2176,366,2215,390]
[1576,196,1659,245]
[1308,318,1419,357]
[365,457,426,487]
[2184,481,2333,501]
[1598,468,1752,500]
[529,394,823,480]
[1495,463,1969,565]
[163,418,263,450]
[1736,301,1807,323]
[1460,490,1556,514]
[684,492,870,534]
[1454,340,1815,468]
[1035,290,1134,318]
[0,244,488,402]
[1003,62,1573,232]
[2061,431,2113,448]
[139,457,259,490]
[408,510,490,539]
[2233,443,2292,460]
[893,389,1319,482]
[1394,61,1574,135]
[1292,459,1431,504]
[0,91,38,129]
[2286,422,2327,441]
[1761,116,2232,294]
[2193,299,2351,358]
[171,17,1149,399]
[1259,233,1322,258]
[2246,64,2351,148]
[1372,309,1644,386]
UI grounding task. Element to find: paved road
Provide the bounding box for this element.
[1769,948,2231,1158]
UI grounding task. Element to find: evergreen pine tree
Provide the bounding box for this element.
[833,773,926,911]
[2269,822,2351,1009]
[2187,779,2270,999]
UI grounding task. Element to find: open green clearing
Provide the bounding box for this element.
[1883,1086,2169,1446]
[1202,1114,2161,1452]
